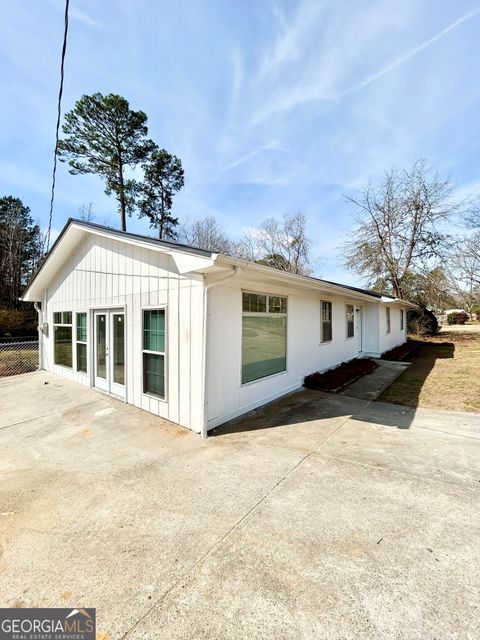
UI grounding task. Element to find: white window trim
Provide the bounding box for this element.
[400,309,404,331]
[75,311,88,375]
[320,300,333,343]
[53,310,73,369]
[345,303,355,340]
[241,291,288,385]
[386,307,391,334]
[142,306,168,402]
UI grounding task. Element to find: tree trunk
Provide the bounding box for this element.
[118,167,127,232]
[159,185,165,239]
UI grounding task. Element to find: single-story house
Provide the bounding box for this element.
[22,219,415,436]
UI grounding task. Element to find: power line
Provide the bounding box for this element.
[45,0,70,253]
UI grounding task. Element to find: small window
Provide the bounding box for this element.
[53,311,72,368]
[321,301,332,342]
[76,312,87,373]
[143,309,166,398]
[386,307,391,334]
[400,309,404,331]
[242,292,287,384]
[346,304,354,338]
[242,292,267,313]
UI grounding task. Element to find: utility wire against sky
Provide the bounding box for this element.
[45,0,69,252]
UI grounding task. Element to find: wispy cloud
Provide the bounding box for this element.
[45,0,102,29]
[251,4,480,123]
[344,6,480,98]
[221,143,288,172]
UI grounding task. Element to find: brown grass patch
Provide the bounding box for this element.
[380,328,480,413]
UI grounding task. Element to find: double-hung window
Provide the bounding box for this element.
[76,313,87,373]
[242,292,287,384]
[321,301,332,342]
[346,304,354,338]
[53,311,72,368]
[386,307,391,333]
[143,309,166,398]
[400,309,404,331]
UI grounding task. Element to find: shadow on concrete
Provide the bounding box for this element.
[212,341,455,437]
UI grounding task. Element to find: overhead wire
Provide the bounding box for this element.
[45,0,70,252]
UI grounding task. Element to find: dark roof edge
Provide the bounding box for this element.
[21,218,214,300]
[67,218,214,257]
[317,279,383,298]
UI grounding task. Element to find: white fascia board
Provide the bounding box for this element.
[22,220,216,301]
[171,252,216,274]
[213,255,382,302]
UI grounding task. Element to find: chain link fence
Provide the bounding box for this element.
[0,337,39,377]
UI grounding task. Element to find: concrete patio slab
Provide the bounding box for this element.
[0,372,479,639]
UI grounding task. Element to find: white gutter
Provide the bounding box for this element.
[214,255,381,303]
[200,266,241,438]
[33,301,43,371]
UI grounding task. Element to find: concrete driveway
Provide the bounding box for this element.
[1,373,479,640]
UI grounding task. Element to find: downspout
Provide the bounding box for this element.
[33,301,43,371]
[201,266,241,438]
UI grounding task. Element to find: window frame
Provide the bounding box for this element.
[75,312,88,374]
[320,300,333,343]
[142,306,167,401]
[345,304,355,339]
[53,311,73,369]
[241,291,288,385]
[386,307,391,334]
[400,308,404,331]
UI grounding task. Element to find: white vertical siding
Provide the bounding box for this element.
[42,234,205,432]
[378,304,407,353]
[206,280,373,429]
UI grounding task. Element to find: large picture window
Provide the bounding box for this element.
[143,309,165,398]
[76,312,87,373]
[321,301,332,342]
[53,311,72,368]
[346,304,354,338]
[242,292,287,384]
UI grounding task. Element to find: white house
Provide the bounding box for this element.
[22,219,414,436]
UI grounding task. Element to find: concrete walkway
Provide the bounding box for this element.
[339,359,409,401]
[1,372,479,640]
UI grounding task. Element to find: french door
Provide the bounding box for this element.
[93,309,126,398]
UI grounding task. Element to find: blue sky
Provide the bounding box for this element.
[1,0,480,284]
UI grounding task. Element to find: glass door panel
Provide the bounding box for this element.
[93,309,125,399]
[112,313,125,386]
[96,314,107,379]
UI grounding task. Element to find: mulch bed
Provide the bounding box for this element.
[304,358,378,392]
[381,341,419,362]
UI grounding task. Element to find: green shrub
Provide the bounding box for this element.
[447,311,469,325]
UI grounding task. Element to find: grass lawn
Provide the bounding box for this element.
[379,326,480,413]
[0,348,38,377]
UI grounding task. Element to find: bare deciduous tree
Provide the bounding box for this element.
[445,234,480,316]
[78,202,95,222]
[176,216,234,253]
[237,212,312,275]
[343,160,459,298]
